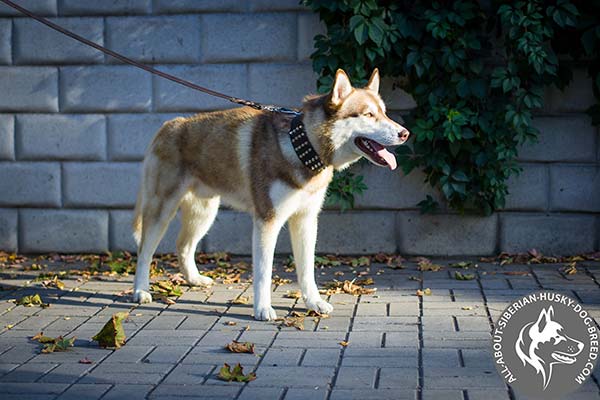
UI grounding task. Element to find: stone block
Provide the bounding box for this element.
[0,67,58,112]
[108,113,179,160]
[248,63,317,108]
[0,0,56,16]
[550,165,600,212]
[109,209,182,254]
[250,0,307,11]
[544,69,596,113]
[397,212,498,256]
[14,17,103,64]
[0,19,10,64]
[153,0,246,13]
[59,0,151,15]
[500,213,596,255]
[353,163,442,209]
[63,162,140,207]
[0,162,61,207]
[20,209,108,253]
[106,16,200,63]
[504,164,548,211]
[0,209,17,251]
[200,13,296,62]
[297,13,325,61]
[16,114,106,160]
[520,116,597,162]
[154,64,247,111]
[60,66,151,112]
[381,78,417,111]
[316,211,397,254]
[0,114,14,160]
[204,210,291,254]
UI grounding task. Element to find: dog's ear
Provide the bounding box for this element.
[366,68,380,93]
[331,69,353,105]
[535,307,553,332]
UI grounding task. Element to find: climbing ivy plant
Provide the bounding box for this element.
[307,0,600,215]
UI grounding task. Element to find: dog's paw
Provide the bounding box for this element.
[254,306,277,321]
[186,273,214,287]
[133,289,153,304]
[306,298,334,315]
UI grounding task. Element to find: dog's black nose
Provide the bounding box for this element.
[399,129,410,142]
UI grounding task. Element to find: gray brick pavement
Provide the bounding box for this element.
[0,257,599,399]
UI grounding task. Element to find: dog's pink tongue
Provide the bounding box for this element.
[370,140,397,170]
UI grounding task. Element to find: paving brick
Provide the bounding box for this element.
[354,163,442,209]
[59,0,151,15]
[335,366,377,388]
[60,66,152,112]
[0,162,61,207]
[248,63,317,108]
[201,13,296,63]
[151,384,239,399]
[154,64,247,111]
[16,114,106,160]
[302,348,341,367]
[423,367,504,389]
[330,389,415,400]
[550,165,600,212]
[14,17,103,64]
[102,345,153,363]
[63,162,140,207]
[378,367,419,389]
[80,362,172,384]
[250,0,306,11]
[144,345,191,363]
[20,209,108,253]
[153,0,246,13]
[0,67,58,112]
[37,363,94,383]
[504,164,548,211]
[544,69,596,113]
[106,16,200,64]
[101,384,154,400]
[398,212,497,256]
[108,114,178,160]
[0,209,17,251]
[316,211,397,254]
[56,384,111,400]
[0,0,56,16]
[261,347,302,366]
[204,210,292,254]
[500,213,596,255]
[0,114,14,160]
[239,387,284,400]
[0,19,10,64]
[1,383,68,395]
[249,366,334,388]
[109,209,183,253]
[297,13,325,61]
[0,363,57,383]
[520,116,597,162]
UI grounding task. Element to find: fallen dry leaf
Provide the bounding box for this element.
[92,312,129,349]
[16,294,49,308]
[561,262,577,275]
[79,357,93,364]
[41,275,65,290]
[454,271,476,281]
[217,363,256,382]
[150,280,183,297]
[224,321,237,326]
[284,290,302,299]
[229,296,249,305]
[339,341,349,347]
[225,340,255,354]
[416,288,432,296]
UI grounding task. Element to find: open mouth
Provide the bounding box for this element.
[552,351,577,364]
[354,137,397,170]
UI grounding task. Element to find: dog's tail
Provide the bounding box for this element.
[132,188,143,248]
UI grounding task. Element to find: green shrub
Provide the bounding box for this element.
[305,0,599,214]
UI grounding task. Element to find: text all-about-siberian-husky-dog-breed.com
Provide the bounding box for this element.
[132,68,410,320]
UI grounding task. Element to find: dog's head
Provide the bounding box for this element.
[303,68,410,171]
[515,306,584,389]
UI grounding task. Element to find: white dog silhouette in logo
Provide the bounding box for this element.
[515,306,584,389]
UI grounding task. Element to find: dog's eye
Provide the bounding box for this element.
[364,112,374,118]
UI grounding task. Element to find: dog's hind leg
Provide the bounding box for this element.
[288,208,333,315]
[176,193,219,286]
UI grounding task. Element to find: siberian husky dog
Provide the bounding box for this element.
[132,68,410,320]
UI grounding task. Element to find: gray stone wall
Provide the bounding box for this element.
[0,0,598,256]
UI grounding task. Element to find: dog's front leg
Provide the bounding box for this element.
[252,218,282,321]
[288,210,333,314]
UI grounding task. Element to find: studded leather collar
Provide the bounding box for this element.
[288,114,325,173]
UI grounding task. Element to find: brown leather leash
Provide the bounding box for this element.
[0,0,301,116]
